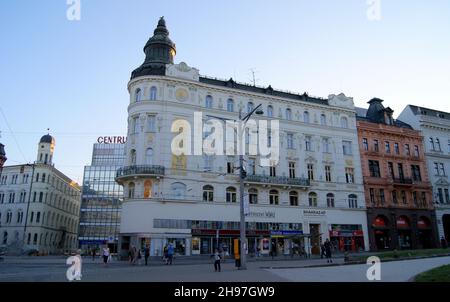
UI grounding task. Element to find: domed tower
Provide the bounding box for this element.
[37,134,55,165]
[131,17,176,79]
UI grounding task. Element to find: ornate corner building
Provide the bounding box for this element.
[117,18,370,258]
[356,99,438,251]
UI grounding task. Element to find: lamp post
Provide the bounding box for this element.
[206,104,263,270]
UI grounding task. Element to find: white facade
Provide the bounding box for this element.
[0,136,81,254]
[398,105,450,242]
[118,61,369,257]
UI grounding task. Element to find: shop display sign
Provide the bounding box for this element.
[303,209,326,216]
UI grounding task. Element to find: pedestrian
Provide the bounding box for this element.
[324,239,332,263]
[132,246,138,265]
[441,236,448,249]
[92,248,96,261]
[320,244,326,259]
[102,245,110,266]
[128,246,133,264]
[167,243,174,265]
[163,245,168,264]
[144,244,150,266]
[210,249,222,272]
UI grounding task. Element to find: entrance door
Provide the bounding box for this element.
[309,224,321,255]
[374,230,390,250]
[443,215,450,243]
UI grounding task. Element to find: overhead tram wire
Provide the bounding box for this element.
[0,106,30,163]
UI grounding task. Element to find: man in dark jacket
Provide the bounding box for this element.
[324,239,332,263]
[144,244,150,266]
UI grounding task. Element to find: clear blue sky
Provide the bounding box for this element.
[1,0,449,183]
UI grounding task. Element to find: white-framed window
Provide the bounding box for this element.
[340,116,348,128]
[287,133,294,149]
[345,167,355,184]
[289,162,296,178]
[289,191,298,206]
[435,138,441,151]
[308,192,317,207]
[269,189,279,205]
[307,164,314,180]
[202,185,214,202]
[171,182,187,200]
[135,88,142,102]
[147,115,156,132]
[303,111,310,123]
[267,105,273,117]
[130,149,137,165]
[145,148,153,165]
[132,116,139,134]
[348,194,358,208]
[325,165,332,182]
[226,187,237,203]
[227,98,234,112]
[305,136,312,151]
[285,108,292,120]
[248,158,256,176]
[320,114,326,125]
[205,95,213,108]
[327,193,335,207]
[150,86,157,101]
[323,138,330,153]
[249,188,258,204]
[343,140,352,155]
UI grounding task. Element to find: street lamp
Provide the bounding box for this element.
[206,104,264,270]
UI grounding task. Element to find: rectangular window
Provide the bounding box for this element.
[368,160,381,177]
[405,144,410,156]
[323,138,330,153]
[342,141,352,155]
[385,141,391,153]
[379,189,385,204]
[362,138,368,151]
[429,137,435,151]
[413,191,418,205]
[411,165,422,181]
[394,143,399,154]
[133,116,139,134]
[439,163,446,176]
[305,136,312,151]
[325,165,331,182]
[307,164,314,180]
[248,158,256,176]
[401,190,407,204]
[287,133,294,149]
[369,188,375,205]
[227,158,234,174]
[270,166,276,177]
[147,115,156,132]
[388,162,394,178]
[345,167,354,184]
[435,138,441,151]
[414,145,420,157]
[445,189,450,204]
[289,162,296,179]
[392,191,398,204]
[374,140,379,152]
[421,192,427,206]
[438,188,444,203]
[434,162,440,175]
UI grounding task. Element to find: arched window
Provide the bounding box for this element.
[289,191,299,206]
[303,111,310,123]
[327,193,335,207]
[17,210,23,223]
[320,114,326,125]
[171,182,187,200]
[340,116,348,128]
[267,105,274,118]
[150,86,157,101]
[249,188,258,204]
[128,182,135,199]
[348,194,358,208]
[227,98,234,112]
[247,102,254,113]
[130,149,137,165]
[308,192,317,207]
[143,180,152,199]
[145,148,153,165]
[205,95,213,108]
[202,185,214,202]
[269,189,279,205]
[33,233,38,245]
[226,187,237,203]
[135,88,142,102]
[286,108,292,120]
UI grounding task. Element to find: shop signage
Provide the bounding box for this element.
[271,230,303,236]
[247,211,276,219]
[191,229,270,236]
[303,209,326,216]
[97,136,127,144]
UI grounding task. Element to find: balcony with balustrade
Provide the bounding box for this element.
[244,174,310,189]
[115,165,165,184]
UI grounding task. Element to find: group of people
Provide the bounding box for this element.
[128,245,150,265]
[163,243,175,265]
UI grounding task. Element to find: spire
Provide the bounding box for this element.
[131,17,176,79]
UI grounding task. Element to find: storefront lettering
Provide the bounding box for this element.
[303,209,326,216]
[247,211,275,219]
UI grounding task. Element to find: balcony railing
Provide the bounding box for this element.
[392,177,413,185]
[244,174,310,187]
[116,165,165,181]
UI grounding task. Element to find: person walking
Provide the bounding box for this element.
[211,249,222,272]
[102,245,110,266]
[132,246,138,265]
[167,243,174,265]
[144,244,150,266]
[320,243,326,259]
[91,248,96,261]
[163,245,168,264]
[324,239,332,263]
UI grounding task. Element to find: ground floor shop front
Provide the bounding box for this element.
[367,208,439,251]
[119,202,370,258]
[436,208,450,245]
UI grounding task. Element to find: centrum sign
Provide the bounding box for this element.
[97,136,127,144]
